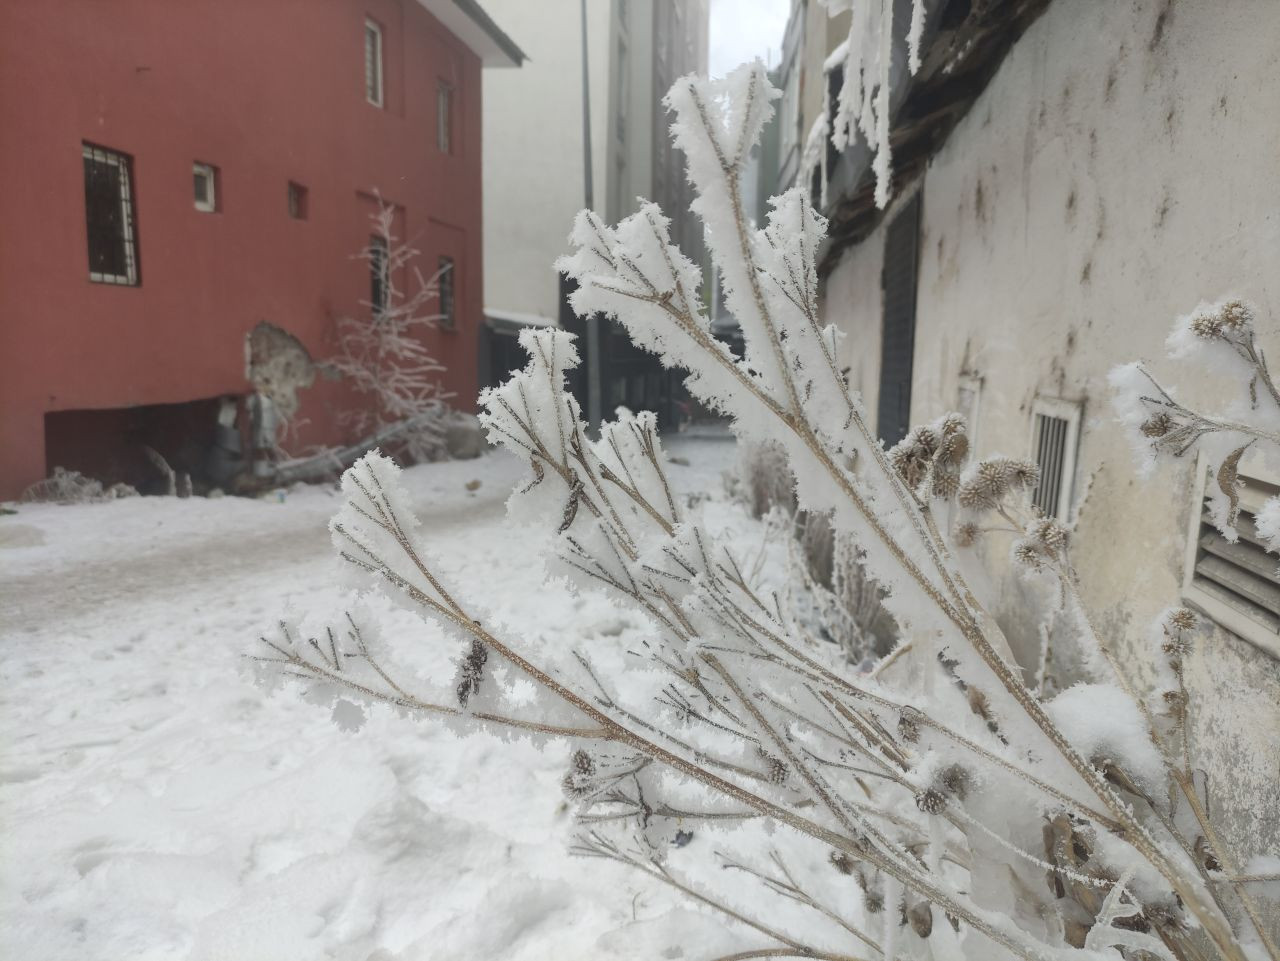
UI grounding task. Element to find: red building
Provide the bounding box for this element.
[0,0,522,497]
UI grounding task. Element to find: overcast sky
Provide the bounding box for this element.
[708,0,791,78]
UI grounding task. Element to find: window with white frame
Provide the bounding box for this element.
[365,18,384,107]
[82,142,139,285]
[193,162,217,212]
[1183,451,1280,659]
[1029,397,1081,523]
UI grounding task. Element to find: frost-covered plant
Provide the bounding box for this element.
[1112,299,1280,550]
[255,66,1277,961]
[328,198,452,463]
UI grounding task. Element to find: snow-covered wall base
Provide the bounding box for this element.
[823,0,1280,909]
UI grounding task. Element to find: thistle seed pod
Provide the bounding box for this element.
[915,788,948,815]
[1190,311,1226,339]
[760,750,789,785]
[571,748,595,776]
[897,708,922,743]
[953,521,981,547]
[1013,539,1047,571]
[1029,517,1069,556]
[1195,835,1223,873]
[939,764,970,800]
[932,469,960,499]
[907,900,934,938]
[1220,299,1255,332]
[455,639,488,707]
[829,850,855,875]
[1140,411,1174,437]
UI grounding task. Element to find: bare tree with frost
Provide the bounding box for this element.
[255,65,1279,961]
[327,198,452,463]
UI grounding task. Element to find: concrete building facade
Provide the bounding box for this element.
[816,0,1280,895]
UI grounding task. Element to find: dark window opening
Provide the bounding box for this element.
[438,256,455,329]
[83,142,139,285]
[876,193,921,447]
[193,162,218,212]
[369,234,389,313]
[287,181,308,220]
[437,82,453,153]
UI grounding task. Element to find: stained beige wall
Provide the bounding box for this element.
[823,0,1280,907]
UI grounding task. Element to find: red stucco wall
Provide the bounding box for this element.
[0,0,484,497]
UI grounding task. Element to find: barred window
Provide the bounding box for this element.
[82,143,139,285]
[438,256,455,329]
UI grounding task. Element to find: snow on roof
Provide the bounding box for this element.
[823,39,849,73]
[417,0,526,68]
[484,308,555,327]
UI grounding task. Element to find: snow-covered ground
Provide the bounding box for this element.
[1,430,773,961]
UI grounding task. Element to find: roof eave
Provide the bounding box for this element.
[417,0,526,68]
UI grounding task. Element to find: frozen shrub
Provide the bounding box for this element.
[257,65,1277,961]
[327,197,452,464]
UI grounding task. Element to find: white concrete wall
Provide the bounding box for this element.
[481,0,614,323]
[823,0,1280,894]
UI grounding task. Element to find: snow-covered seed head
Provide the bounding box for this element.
[863,891,885,914]
[953,521,982,547]
[829,850,855,875]
[571,748,596,776]
[1220,299,1254,332]
[561,751,597,799]
[907,901,934,938]
[1166,607,1198,632]
[760,749,789,785]
[915,788,948,815]
[1190,310,1227,340]
[939,764,970,801]
[455,639,489,707]
[897,707,922,743]
[932,469,960,499]
[1161,688,1187,715]
[1013,539,1047,571]
[1029,517,1069,556]
[1140,411,1174,437]
[889,427,937,490]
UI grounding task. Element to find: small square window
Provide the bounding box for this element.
[437,82,453,153]
[193,162,218,212]
[437,256,455,329]
[287,181,308,220]
[365,18,384,107]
